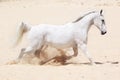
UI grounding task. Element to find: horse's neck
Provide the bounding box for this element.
[74,13,97,33]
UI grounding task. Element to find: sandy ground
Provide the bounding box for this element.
[0,0,120,80]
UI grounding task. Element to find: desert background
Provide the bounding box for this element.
[0,0,120,80]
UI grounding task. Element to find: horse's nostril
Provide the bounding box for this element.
[101,31,107,35]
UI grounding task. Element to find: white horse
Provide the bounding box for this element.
[14,10,107,64]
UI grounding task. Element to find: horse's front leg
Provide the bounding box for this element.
[79,43,95,65]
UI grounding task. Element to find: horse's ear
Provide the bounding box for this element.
[100,9,103,15]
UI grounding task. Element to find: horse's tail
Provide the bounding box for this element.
[14,22,31,46]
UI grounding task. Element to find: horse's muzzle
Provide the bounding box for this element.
[101,31,107,35]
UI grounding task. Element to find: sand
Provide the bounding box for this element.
[0,0,120,80]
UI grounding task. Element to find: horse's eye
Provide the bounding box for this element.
[102,20,105,24]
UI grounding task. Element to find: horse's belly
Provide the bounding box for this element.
[46,37,74,49]
[47,42,74,49]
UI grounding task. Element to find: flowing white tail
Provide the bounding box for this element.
[14,22,31,46]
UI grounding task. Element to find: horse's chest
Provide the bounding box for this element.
[74,31,87,42]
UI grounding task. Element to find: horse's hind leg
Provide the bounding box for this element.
[34,45,44,58]
[35,45,48,58]
[15,46,37,63]
[18,48,26,59]
[6,48,27,65]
